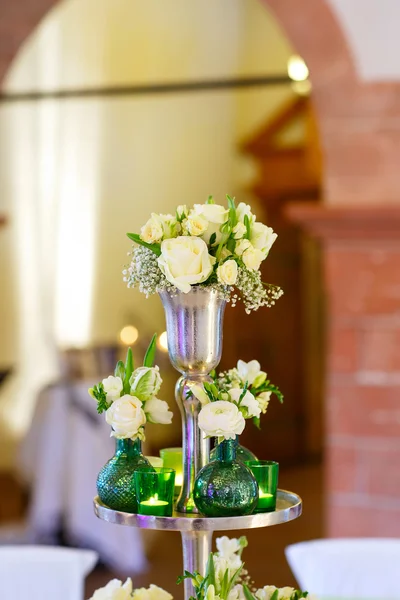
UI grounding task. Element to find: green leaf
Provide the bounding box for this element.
[89,382,112,414]
[270,591,279,600]
[123,348,134,393]
[243,585,258,600]
[244,215,251,240]
[203,381,217,402]
[126,233,161,256]
[205,552,216,588]
[209,232,217,246]
[226,237,236,253]
[207,195,215,204]
[253,416,261,430]
[114,360,125,380]
[220,569,230,598]
[143,333,157,367]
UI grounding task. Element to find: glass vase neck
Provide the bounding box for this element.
[216,438,238,462]
[115,437,142,456]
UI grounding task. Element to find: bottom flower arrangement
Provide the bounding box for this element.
[88,536,312,600]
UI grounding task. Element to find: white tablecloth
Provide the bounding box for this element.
[16,381,147,575]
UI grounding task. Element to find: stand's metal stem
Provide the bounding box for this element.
[180,530,213,600]
[176,377,210,513]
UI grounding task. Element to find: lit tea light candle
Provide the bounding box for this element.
[139,494,170,516]
[257,491,276,512]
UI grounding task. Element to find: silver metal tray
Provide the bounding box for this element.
[93,489,302,532]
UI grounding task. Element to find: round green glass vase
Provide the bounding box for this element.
[96,438,151,513]
[210,435,258,463]
[193,438,259,517]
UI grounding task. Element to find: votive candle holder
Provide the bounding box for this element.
[245,460,279,513]
[134,467,175,517]
[160,447,183,496]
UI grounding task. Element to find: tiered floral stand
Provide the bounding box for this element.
[93,288,303,599]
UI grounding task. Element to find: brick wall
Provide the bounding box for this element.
[289,206,400,536]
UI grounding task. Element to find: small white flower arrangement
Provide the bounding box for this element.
[88,579,173,600]
[178,535,309,600]
[89,335,173,441]
[89,536,310,600]
[189,359,283,440]
[123,196,283,313]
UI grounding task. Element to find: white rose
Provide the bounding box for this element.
[228,388,261,419]
[217,260,238,285]
[234,239,251,257]
[144,397,173,424]
[193,203,228,245]
[158,236,215,293]
[102,376,123,401]
[198,401,245,439]
[185,213,209,236]
[256,391,271,414]
[130,366,162,402]
[232,222,247,239]
[237,360,261,385]
[105,395,146,439]
[250,222,277,257]
[236,202,255,224]
[140,214,164,244]
[90,578,133,600]
[189,383,210,405]
[216,536,241,559]
[133,585,173,600]
[242,245,265,271]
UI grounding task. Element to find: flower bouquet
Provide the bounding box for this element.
[88,536,310,600]
[89,334,173,440]
[89,335,173,512]
[123,196,283,313]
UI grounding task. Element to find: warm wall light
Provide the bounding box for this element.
[158,331,168,352]
[119,325,139,345]
[287,55,309,82]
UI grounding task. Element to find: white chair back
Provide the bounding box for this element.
[0,546,98,600]
[286,539,400,599]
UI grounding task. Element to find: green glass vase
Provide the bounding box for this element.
[210,435,258,463]
[193,438,258,517]
[96,438,151,513]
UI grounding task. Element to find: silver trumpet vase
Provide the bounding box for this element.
[160,287,226,513]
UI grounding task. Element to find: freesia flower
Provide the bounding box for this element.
[105,395,146,439]
[237,360,262,385]
[102,376,123,402]
[256,391,271,414]
[228,388,261,419]
[198,401,245,440]
[144,397,173,424]
[130,366,162,402]
[216,536,241,559]
[236,202,255,224]
[158,236,215,293]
